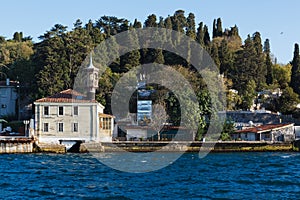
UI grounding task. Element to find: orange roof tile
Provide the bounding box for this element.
[35,89,98,103]
[236,123,293,134]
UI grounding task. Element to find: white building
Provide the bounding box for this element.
[34,54,114,145]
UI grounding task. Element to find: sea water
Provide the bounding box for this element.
[1,152,300,199]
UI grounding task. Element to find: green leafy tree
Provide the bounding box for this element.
[276,87,299,114]
[241,79,257,110]
[273,64,291,89]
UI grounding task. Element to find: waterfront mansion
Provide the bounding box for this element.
[34,89,114,144]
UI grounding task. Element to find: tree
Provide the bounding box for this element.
[252,32,267,89]
[172,10,186,33]
[95,16,127,36]
[265,52,273,85]
[186,13,196,40]
[13,32,22,42]
[218,39,233,75]
[196,22,204,46]
[216,18,223,37]
[212,19,217,38]
[133,19,142,28]
[276,87,299,114]
[241,79,257,110]
[120,29,140,72]
[273,64,291,89]
[211,43,220,68]
[144,14,157,27]
[290,43,300,95]
[264,39,271,54]
[149,103,168,141]
[203,25,211,47]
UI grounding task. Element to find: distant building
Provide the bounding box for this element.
[232,123,294,142]
[0,79,18,118]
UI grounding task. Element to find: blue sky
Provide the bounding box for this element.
[1,0,299,64]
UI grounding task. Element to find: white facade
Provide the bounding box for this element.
[34,89,113,144]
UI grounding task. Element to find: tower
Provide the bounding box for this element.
[85,53,99,100]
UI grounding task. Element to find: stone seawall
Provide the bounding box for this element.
[81,141,294,153]
[0,138,34,153]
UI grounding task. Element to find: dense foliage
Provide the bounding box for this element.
[1,10,300,136]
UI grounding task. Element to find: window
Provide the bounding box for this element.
[58,123,64,132]
[44,106,49,116]
[43,123,49,132]
[73,123,78,132]
[58,106,64,115]
[73,106,78,116]
[101,118,111,130]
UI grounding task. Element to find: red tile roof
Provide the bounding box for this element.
[236,123,293,134]
[35,89,98,103]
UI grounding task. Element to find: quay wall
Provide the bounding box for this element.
[81,141,294,153]
[0,138,34,153]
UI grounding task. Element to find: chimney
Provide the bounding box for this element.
[6,78,9,86]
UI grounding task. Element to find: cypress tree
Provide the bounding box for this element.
[212,19,217,38]
[211,43,220,68]
[196,22,204,46]
[252,32,267,89]
[219,39,232,76]
[264,39,271,54]
[203,25,211,46]
[133,19,142,28]
[264,39,273,85]
[186,13,196,40]
[216,18,223,37]
[290,43,300,95]
[265,53,273,85]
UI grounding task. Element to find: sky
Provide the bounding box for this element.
[1,0,300,64]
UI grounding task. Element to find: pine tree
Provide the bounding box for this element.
[144,14,157,27]
[120,28,140,72]
[290,43,300,95]
[232,35,257,93]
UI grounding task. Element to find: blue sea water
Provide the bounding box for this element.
[1,152,300,199]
